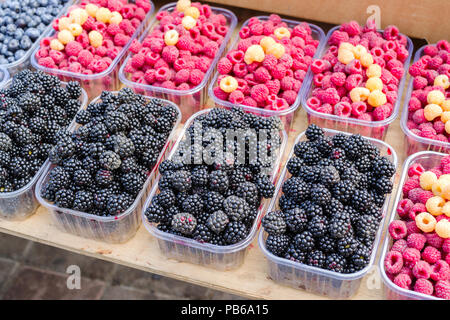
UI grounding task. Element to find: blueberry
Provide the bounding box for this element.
[25,28,39,41]
[41,14,53,25]
[14,49,25,60]
[20,36,32,50]
[0,57,8,64]
[7,56,14,63]
[15,18,26,28]
[7,39,19,52]
[13,29,24,40]
[6,24,16,36]
[38,0,49,6]
[3,16,13,26]
[37,23,46,33]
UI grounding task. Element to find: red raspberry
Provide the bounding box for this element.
[174,69,189,84]
[143,69,155,84]
[412,260,432,279]
[233,63,247,78]
[397,199,413,218]
[406,221,421,236]
[155,67,171,82]
[408,188,427,204]
[334,102,352,117]
[393,273,411,289]
[389,220,408,240]
[408,164,425,177]
[161,46,179,64]
[227,50,244,64]
[262,54,277,72]
[330,72,346,87]
[228,90,244,104]
[414,279,434,296]
[250,84,269,104]
[128,39,142,54]
[254,67,271,83]
[114,33,130,47]
[217,57,232,75]
[78,49,93,68]
[213,86,228,101]
[242,97,257,107]
[372,104,391,121]
[38,57,56,68]
[270,63,287,80]
[423,246,442,264]
[435,280,450,300]
[95,46,107,57]
[443,239,450,254]
[430,260,450,281]
[403,247,421,267]
[351,101,367,117]
[345,74,363,91]
[328,30,349,46]
[391,239,408,253]
[407,233,427,251]
[265,79,280,95]
[65,41,82,57]
[384,250,404,274]
[321,88,340,105]
[282,90,297,105]
[426,232,444,249]
[68,62,82,73]
[203,41,219,58]
[310,59,331,74]
[189,69,204,86]
[136,0,152,12]
[131,53,145,69]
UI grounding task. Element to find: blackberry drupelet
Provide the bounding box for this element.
[262,210,286,235]
[265,233,290,256]
[206,210,229,234]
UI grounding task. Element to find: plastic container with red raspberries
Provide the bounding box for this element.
[119,2,237,122]
[379,151,449,300]
[258,128,398,299]
[208,15,325,132]
[301,22,413,140]
[30,0,155,100]
[401,42,450,156]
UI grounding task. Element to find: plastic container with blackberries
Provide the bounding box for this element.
[258,124,398,299]
[36,88,181,243]
[142,107,287,270]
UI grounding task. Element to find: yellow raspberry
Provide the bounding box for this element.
[368,89,387,107]
[68,23,83,36]
[88,30,103,48]
[245,44,266,64]
[443,202,450,217]
[339,42,354,52]
[440,175,450,183]
[164,30,179,46]
[260,36,276,53]
[274,27,291,40]
[415,212,437,233]
[58,29,75,45]
[427,90,446,105]
[426,196,445,216]
[420,171,438,191]
[265,43,284,59]
[435,219,450,238]
[446,121,450,134]
[424,104,443,121]
[338,49,354,64]
[367,64,382,78]
[181,15,196,30]
[219,76,238,93]
[58,17,71,31]
[109,11,123,25]
[434,74,450,90]
[70,8,88,25]
[360,52,374,68]
[443,183,450,201]
[184,6,200,19]
[176,0,191,12]
[50,39,64,51]
[366,77,383,92]
[96,7,112,23]
[352,44,367,59]
[441,111,450,123]
[442,100,450,112]
[85,3,99,17]
[432,179,448,197]
[350,87,370,102]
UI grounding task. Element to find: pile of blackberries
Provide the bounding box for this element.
[40,88,179,216]
[262,124,395,274]
[145,108,282,246]
[0,69,82,192]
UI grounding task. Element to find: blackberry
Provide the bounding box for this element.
[75,110,91,125]
[73,169,92,187]
[284,208,308,233]
[329,148,346,160]
[95,169,114,187]
[307,215,328,238]
[121,172,145,195]
[89,123,108,142]
[282,177,309,201]
[209,170,229,193]
[145,203,167,223]
[203,191,224,212]
[306,250,326,268]
[66,81,82,99]
[182,194,204,215]
[242,207,258,228]
[223,221,248,245]
[191,167,209,187]
[107,193,132,216]
[319,165,340,187]
[344,262,365,274]
[236,181,259,207]
[9,156,29,178]
[171,170,191,192]
[105,111,130,134]
[286,157,303,176]
[93,189,113,210]
[305,124,324,141]
[209,234,226,246]
[337,236,358,257]
[351,189,373,211]
[72,191,94,212]
[355,214,380,240]
[206,210,229,234]
[317,235,337,253]
[297,165,321,183]
[54,189,75,209]
[51,87,70,105]
[294,231,315,252]
[331,133,348,148]
[193,224,213,243]
[370,189,386,208]
[293,141,310,158]
[372,156,395,178]
[171,212,197,235]
[324,253,346,273]
[284,244,307,263]
[265,233,290,256]
[98,151,121,171]
[331,181,355,203]
[156,189,175,209]
[355,156,372,173]
[350,243,371,268]
[279,194,297,212]
[106,135,135,158]
[83,157,100,175]
[315,136,333,157]
[298,200,323,220]
[372,176,393,195]
[310,184,331,206]
[322,198,344,217]
[0,133,12,151]
[29,117,47,134]
[223,195,249,221]
[255,175,275,198]
[302,146,321,165]
[262,210,286,235]
[328,215,352,239]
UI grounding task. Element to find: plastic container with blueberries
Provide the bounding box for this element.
[30,0,155,100]
[301,26,414,141]
[35,92,181,243]
[258,128,398,299]
[0,0,75,76]
[0,79,88,221]
[400,45,450,155]
[0,67,9,87]
[119,2,238,123]
[379,151,445,300]
[209,16,325,132]
[141,108,287,271]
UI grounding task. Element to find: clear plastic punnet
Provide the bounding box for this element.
[119,3,238,123]
[35,93,181,243]
[379,151,445,300]
[142,109,288,270]
[30,0,155,100]
[0,79,88,221]
[258,128,398,299]
[301,26,414,140]
[401,45,450,155]
[0,67,9,88]
[0,0,75,76]
[208,16,326,132]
